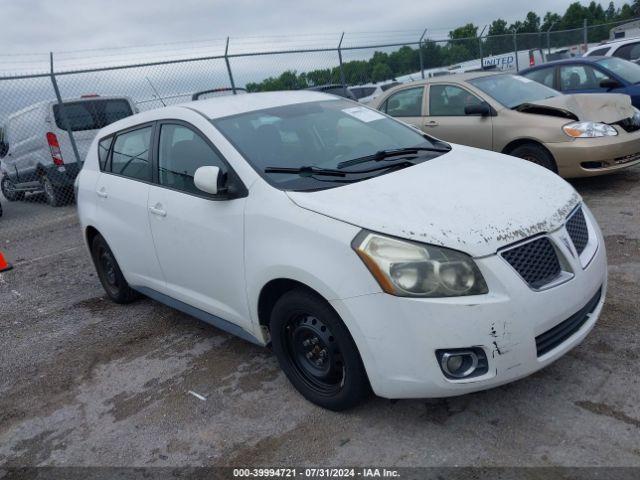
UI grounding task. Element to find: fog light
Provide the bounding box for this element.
[436,347,488,380]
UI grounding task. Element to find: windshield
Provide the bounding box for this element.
[213,99,443,191]
[53,99,133,131]
[468,74,560,108]
[597,57,640,84]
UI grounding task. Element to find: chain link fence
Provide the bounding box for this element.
[0,19,637,302]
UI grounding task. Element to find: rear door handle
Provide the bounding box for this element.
[96,188,108,198]
[149,205,167,217]
[424,120,439,127]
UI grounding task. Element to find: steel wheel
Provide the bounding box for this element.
[283,313,345,396]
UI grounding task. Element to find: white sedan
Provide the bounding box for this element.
[76,91,607,410]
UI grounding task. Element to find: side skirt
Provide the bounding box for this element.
[133,286,264,346]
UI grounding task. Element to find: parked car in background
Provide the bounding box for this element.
[306,84,357,100]
[0,95,136,206]
[348,81,400,104]
[520,57,640,108]
[585,37,640,62]
[370,73,640,177]
[77,91,606,410]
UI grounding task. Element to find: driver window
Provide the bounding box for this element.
[560,65,610,90]
[429,85,484,116]
[158,124,227,195]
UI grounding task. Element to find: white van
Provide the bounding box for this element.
[0,95,136,206]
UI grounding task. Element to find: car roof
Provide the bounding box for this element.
[97,91,340,136]
[520,56,611,72]
[392,71,505,86]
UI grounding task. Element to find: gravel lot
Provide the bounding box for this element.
[0,167,639,468]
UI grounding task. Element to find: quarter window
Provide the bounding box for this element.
[158,124,227,195]
[429,85,484,116]
[111,126,152,181]
[383,87,424,117]
[98,136,113,171]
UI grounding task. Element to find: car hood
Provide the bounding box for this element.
[515,93,635,123]
[286,145,580,257]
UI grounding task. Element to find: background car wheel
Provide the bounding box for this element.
[1,177,25,201]
[40,174,67,207]
[509,143,557,172]
[91,234,139,304]
[270,288,370,411]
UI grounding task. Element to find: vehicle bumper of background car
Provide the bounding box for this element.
[546,133,640,178]
[45,162,81,188]
[330,216,607,399]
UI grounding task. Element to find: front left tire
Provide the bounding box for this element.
[91,233,139,304]
[270,288,371,411]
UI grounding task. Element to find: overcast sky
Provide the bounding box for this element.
[1,0,630,55]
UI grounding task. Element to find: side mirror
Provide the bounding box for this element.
[464,102,492,116]
[600,78,622,90]
[194,166,222,195]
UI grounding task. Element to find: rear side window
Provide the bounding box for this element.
[587,47,611,57]
[53,99,133,132]
[383,87,424,117]
[98,136,113,171]
[158,124,227,195]
[522,68,555,88]
[110,126,152,181]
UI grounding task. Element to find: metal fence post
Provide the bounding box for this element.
[49,52,82,165]
[224,37,237,94]
[418,29,427,79]
[583,18,588,51]
[478,25,487,71]
[337,32,347,95]
[513,32,519,71]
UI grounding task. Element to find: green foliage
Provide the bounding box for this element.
[246,2,639,92]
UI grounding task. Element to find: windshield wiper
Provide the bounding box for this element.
[265,161,417,179]
[337,146,450,169]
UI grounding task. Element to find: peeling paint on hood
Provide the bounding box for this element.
[517,93,635,124]
[287,145,581,257]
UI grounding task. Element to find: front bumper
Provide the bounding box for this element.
[546,130,640,178]
[331,207,608,399]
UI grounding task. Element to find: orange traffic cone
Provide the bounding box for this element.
[0,251,12,273]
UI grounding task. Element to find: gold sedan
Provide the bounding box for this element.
[370,72,640,178]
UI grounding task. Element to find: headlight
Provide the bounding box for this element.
[563,121,617,138]
[352,231,488,297]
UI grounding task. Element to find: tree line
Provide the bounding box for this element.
[245,1,640,92]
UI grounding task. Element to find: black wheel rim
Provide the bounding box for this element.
[282,313,345,396]
[2,178,15,196]
[96,245,119,293]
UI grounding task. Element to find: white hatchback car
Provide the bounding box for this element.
[77,91,607,410]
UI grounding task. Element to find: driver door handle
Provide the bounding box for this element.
[425,120,439,127]
[149,204,167,217]
[96,187,108,198]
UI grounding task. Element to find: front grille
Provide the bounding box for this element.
[501,237,561,289]
[536,287,602,356]
[566,207,589,255]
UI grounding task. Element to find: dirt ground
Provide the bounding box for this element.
[0,167,639,468]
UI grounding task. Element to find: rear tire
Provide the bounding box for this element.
[40,174,67,207]
[91,234,139,304]
[270,288,371,411]
[1,177,25,202]
[509,143,557,172]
